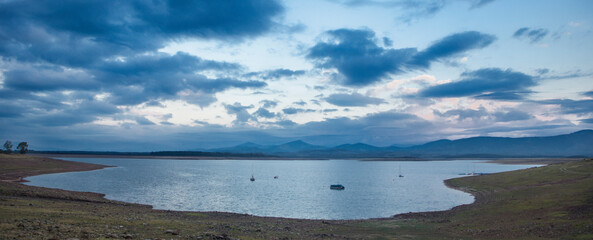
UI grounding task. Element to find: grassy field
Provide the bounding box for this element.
[0,154,592,239]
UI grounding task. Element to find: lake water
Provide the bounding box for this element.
[25,158,539,220]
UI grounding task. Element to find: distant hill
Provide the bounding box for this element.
[212,142,266,154]
[408,130,593,157]
[273,140,325,152]
[211,140,325,154]
[212,130,593,158]
[332,143,383,151]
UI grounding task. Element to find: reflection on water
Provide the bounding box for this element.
[25,158,538,220]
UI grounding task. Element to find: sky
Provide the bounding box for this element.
[1,0,592,151]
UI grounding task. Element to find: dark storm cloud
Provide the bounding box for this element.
[513,27,549,43]
[0,0,283,131]
[307,29,495,86]
[0,0,284,66]
[409,31,496,68]
[418,68,536,99]
[307,28,416,86]
[325,93,386,107]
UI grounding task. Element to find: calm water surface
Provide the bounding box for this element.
[25,158,539,220]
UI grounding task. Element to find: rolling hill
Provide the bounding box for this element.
[211,130,593,158]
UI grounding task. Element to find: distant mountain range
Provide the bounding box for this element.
[209,130,593,158]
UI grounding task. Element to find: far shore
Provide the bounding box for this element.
[33,153,583,165]
[31,153,330,161]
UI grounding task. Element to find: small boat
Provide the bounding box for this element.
[250,163,255,181]
[274,176,278,179]
[330,184,345,190]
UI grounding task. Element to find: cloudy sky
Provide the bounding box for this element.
[1,0,592,151]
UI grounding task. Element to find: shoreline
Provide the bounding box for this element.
[2,154,591,239]
[25,154,481,221]
[34,153,582,165]
[14,155,547,221]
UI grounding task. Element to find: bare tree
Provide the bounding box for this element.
[16,142,28,154]
[3,140,12,153]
